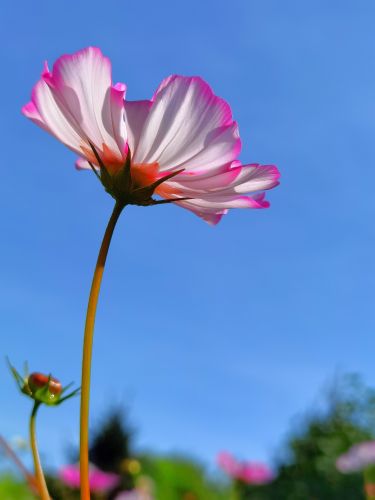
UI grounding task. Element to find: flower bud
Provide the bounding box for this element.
[28,372,62,396]
[8,359,79,406]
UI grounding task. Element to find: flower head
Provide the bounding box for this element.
[8,360,79,406]
[336,442,375,473]
[23,47,280,224]
[217,451,273,485]
[59,463,120,493]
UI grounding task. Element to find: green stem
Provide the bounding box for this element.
[79,201,124,500]
[29,402,50,500]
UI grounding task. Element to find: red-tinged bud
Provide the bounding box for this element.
[8,359,79,407]
[28,373,62,396]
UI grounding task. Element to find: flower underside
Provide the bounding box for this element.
[22,47,280,224]
[88,142,190,207]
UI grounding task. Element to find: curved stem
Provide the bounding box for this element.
[80,201,124,499]
[29,402,50,500]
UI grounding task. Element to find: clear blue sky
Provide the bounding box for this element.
[1,0,375,472]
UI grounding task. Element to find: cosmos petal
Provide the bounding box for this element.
[22,47,127,167]
[163,163,280,195]
[132,76,241,173]
[124,99,152,156]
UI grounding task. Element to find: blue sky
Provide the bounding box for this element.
[1,0,375,473]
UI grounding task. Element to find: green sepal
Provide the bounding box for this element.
[7,358,31,395]
[57,387,81,405]
[88,143,190,206]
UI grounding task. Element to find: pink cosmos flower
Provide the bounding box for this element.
[23,47,279,224]
[217,451,273,485]
[336,441,375,473]
[217,451,241,477]
[59,463,120,492]
[237,462,274,484]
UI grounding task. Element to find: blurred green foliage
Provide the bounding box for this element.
[86,408,228,498]
[140,454,229,499]
[2,374,375,499]
[89,409,133,473]
[247,374,375,499]
[0,474,35,500]
[88,408,135,493]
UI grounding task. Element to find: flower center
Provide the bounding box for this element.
[131,162,160,188]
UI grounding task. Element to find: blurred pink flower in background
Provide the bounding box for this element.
[218,451,240,477]
[22,47,280,225]
[336,441,375,473]
[217,451,273,485]
[59,463,120,492]
[115,475,154,500]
